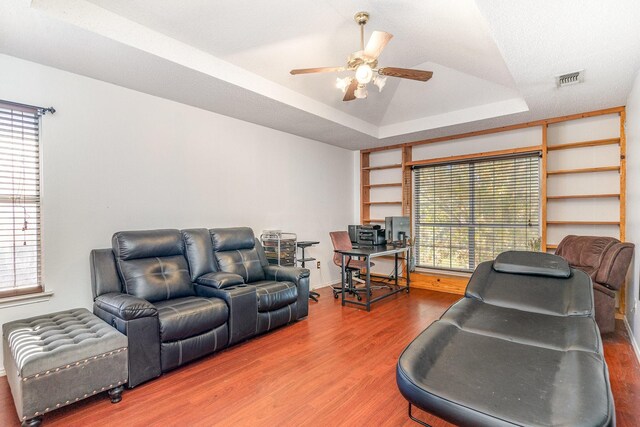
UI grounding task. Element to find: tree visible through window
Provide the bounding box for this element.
[414,154,540,272]
[0,102,42,297]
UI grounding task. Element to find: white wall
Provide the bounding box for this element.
[625,69,640,359]
[0,54,355,371]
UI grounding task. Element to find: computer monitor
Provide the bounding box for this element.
[385,216,410,243]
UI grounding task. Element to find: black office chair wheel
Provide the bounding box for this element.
[405,288,410,293]
[357,295,362,301]
[334,292,339,299]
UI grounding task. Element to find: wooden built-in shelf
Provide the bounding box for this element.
[363,183,402,188]
[547,166,620,175]
[547,221,620,225]
[547,138,620,151]
[363,201,402,205]
[362,164,403,171]
[546,193,620,200]
[362,218,385,223]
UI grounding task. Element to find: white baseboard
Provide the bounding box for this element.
[623,316,640,366]
[311,281,339,290]
[0,368,5,377]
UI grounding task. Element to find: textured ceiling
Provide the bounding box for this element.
[1,0,639,150]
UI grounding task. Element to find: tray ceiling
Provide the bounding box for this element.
[1,0,639,150]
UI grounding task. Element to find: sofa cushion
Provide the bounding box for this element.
[155,297,228,342]
[215,249,265,283]
[112,229,184,261]
[117,255,194,303]
[210,227,256,251]
[252,280,298,312]
[182,228,217,281]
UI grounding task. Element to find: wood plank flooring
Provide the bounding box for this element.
[0,287,639,426]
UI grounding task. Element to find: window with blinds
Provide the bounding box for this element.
[0,102,42,297]
[414,154,540,272]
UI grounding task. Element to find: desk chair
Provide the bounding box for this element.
[330,231,373,301]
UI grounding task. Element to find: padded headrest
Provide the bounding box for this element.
[493,251,570,278]
[210,227,256,251]
[112,229,184,260]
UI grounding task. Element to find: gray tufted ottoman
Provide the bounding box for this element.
[2,308,128,426]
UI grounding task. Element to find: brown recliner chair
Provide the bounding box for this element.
[555,235,634,333]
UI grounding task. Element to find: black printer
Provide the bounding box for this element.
[356,224,387,246]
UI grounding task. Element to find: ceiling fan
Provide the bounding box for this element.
[290,11,433,101]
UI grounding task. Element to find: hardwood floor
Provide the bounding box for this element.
[1,287,639,426]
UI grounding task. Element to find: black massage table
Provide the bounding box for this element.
[396,251,615,427]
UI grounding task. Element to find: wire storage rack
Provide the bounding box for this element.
[260,230,297,267]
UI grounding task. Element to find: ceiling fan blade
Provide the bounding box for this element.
[378,67,433,82]
[363,31,393,60]
[290,66,345,75]
[343,80,358,101]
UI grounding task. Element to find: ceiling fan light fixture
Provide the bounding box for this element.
[336,76,352,93]
[355,64,373,84]
[354,85,368,99]
[373,75,387,92]
[289,11,433,102]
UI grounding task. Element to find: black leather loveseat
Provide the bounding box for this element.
[90,227,309,387]
[397,251,614,427]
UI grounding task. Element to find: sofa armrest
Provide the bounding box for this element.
[263,265,310,319]
[595,243,635,291]
[94,293,157,320]
[263,265,310,282]
[93,293,161,387]
[593,282,616,298]
[196,272,244,289]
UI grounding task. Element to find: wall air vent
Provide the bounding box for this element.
[556,70,584,87]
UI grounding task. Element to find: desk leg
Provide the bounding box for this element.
[366,256,371,312]
[395,253,399,287]
[406,248,411,292]
[341,253,346,306]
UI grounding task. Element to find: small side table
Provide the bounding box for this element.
[297,240,320,302]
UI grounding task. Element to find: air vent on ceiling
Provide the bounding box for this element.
[556,70,584,87]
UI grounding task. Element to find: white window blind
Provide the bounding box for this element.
[0,102,42,296]
[414,154,540,272]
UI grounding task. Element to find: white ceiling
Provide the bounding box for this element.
[1,0,640,150]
